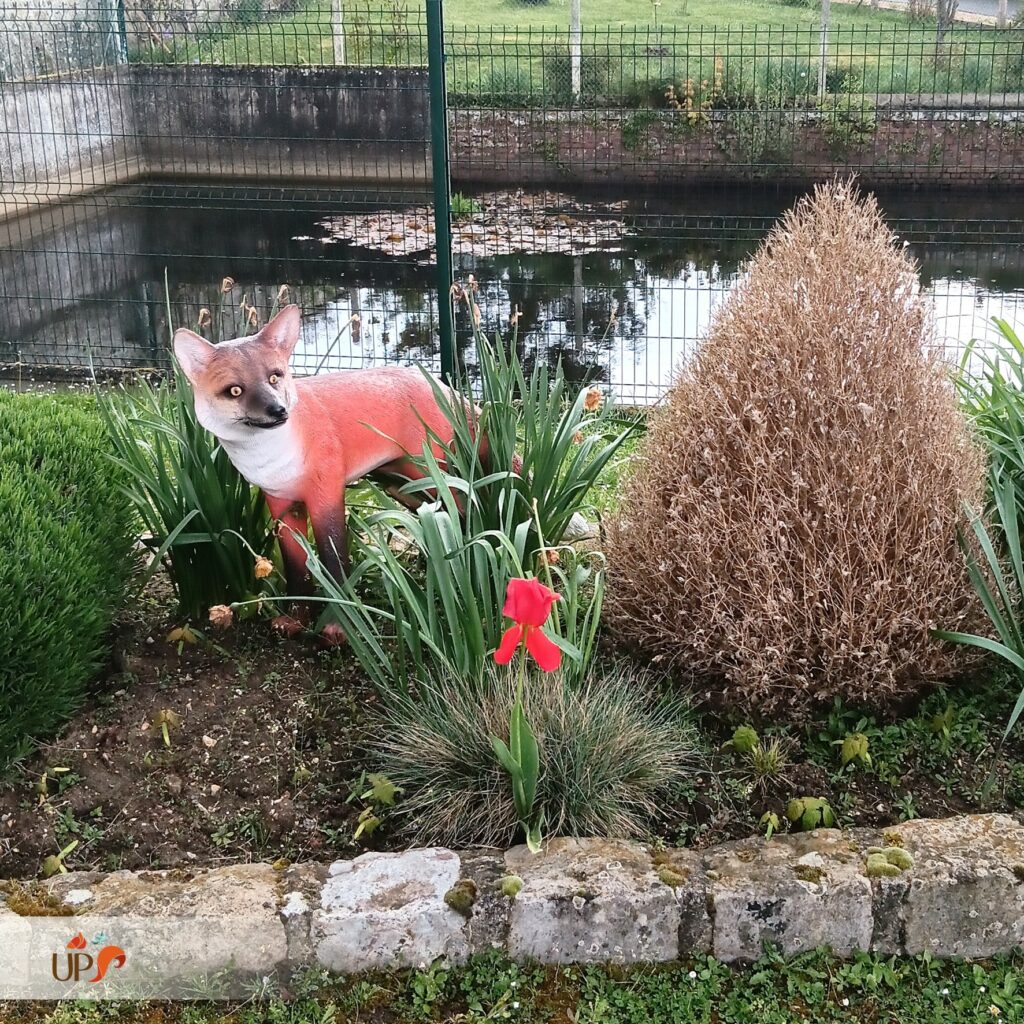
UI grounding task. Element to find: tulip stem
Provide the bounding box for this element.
[531,498,561,633]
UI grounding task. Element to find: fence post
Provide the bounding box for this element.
[570,0,582,102]
[331,0,346,64]
[817,0,830,101]
[426,0,456,384]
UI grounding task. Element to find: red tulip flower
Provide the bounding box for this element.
[494,577,562,673]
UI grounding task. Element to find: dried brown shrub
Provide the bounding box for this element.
[606,182,984,714]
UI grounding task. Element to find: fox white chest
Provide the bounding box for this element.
[220,425,306,499]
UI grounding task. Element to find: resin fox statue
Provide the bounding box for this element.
[173,304,458,641]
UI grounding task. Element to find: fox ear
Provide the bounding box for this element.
[173,328,216,382]
[259,304,301,359]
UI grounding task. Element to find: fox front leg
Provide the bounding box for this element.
[264,494,314,638]
[308,489,350,582]
[307,490,349,647]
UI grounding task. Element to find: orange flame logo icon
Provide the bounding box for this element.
[52,934,127,984]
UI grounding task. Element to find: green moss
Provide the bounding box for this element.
[443,879,478,916]
[499,875,524,898]
[865,853,901,878]
[729,725,759,754]
[0,882,75,917]
[884,847,914,871]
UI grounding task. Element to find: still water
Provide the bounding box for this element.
[3,184,1024,403]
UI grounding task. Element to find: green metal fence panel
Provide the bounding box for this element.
[2,3,1024,402]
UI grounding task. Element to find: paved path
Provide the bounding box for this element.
[838,0,1018,22]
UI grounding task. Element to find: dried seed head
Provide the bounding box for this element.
[221,276,235,293]
[583,387,604,413]
[197,307,212,329]
[254,555,274,579]
[277,284,290,304]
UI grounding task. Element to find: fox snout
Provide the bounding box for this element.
[242,386,290,428]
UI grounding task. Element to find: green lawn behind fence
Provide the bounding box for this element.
[134,0,1024,107]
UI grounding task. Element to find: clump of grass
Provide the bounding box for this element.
[745,736,791,790]
[0,393,135,768]
[100,368,276,621]
[375,666,698,846]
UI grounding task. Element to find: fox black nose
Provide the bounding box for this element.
[267,402,287,421]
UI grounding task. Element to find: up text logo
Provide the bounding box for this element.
[51,932,127,984]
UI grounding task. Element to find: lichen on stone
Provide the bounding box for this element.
[794,863,825,884]
[657,864,689,888]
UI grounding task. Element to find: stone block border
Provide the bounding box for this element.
[3,814,1023,990]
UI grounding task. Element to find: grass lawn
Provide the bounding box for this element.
[444,0,910,31]
[4,949,1024,1022]
[139,0,1019,104]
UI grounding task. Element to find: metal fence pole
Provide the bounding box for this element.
[817,0,830,101]
[570,0,582,103]
[426,0,456,384]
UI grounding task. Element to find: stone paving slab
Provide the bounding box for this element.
[2,813,1023,994]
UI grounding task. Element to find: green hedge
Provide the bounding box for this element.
[0,392,135,768]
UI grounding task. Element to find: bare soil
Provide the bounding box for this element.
[2,580,1022,880]
[0,584,378,879]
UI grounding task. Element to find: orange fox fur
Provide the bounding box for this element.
[173,304,459,636]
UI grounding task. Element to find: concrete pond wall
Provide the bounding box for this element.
[2,814,1023,997]
[4,64,1024,227]
[1,65,430,219]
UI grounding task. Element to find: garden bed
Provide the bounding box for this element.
[3,183,1024,892]
[2,571,1022,880]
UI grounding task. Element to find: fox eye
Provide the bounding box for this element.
[228,385,242,398]
[269,373,280,385]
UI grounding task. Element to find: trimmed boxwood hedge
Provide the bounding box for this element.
[0,392,135,768]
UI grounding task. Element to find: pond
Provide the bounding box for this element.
[3,182,1024,404]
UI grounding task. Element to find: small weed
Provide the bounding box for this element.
[745,737,791,789]
[408,960,449,1019]
[621,109,662,151]
[450,192,481,217]
[894,793,919,822]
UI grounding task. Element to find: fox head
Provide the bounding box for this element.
[173,304,302,443]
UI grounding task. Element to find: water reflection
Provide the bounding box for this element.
[4,184,1024,403]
